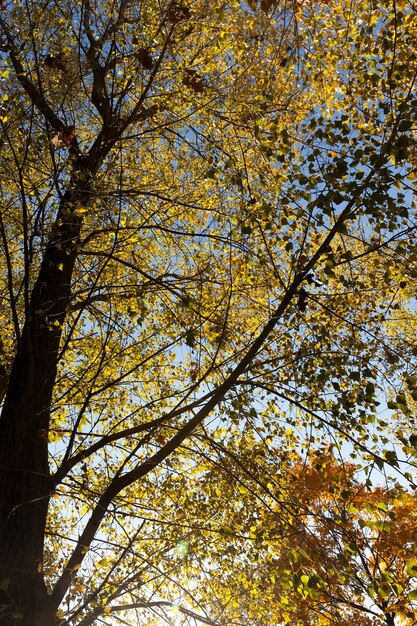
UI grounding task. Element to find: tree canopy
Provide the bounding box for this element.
[1,0,417,625]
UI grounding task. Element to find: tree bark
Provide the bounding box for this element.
[0,171,90,625]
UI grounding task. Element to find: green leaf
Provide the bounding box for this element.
[377,585,391,598]
[405,560,417,577]
[392,582,403,595]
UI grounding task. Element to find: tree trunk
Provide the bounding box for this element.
[0,179,87,625]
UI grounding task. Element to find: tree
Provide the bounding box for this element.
[191,449,417,626]
[0,0,417,624]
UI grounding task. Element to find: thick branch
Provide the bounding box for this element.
[48,200,353,608]
[112,602,222,626]
[77,601,222,626]
[52,387,221,484]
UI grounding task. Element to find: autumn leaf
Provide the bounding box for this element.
[167,1,191,24]
[135,47,154,70]
[182,68,205,93]
[51,125,76,149]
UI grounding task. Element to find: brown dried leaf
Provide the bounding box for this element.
[44,52,67,73]
[182,69,205,93]
[135,48,154,70]
[51,125,76,149]
[167,1,191,24]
